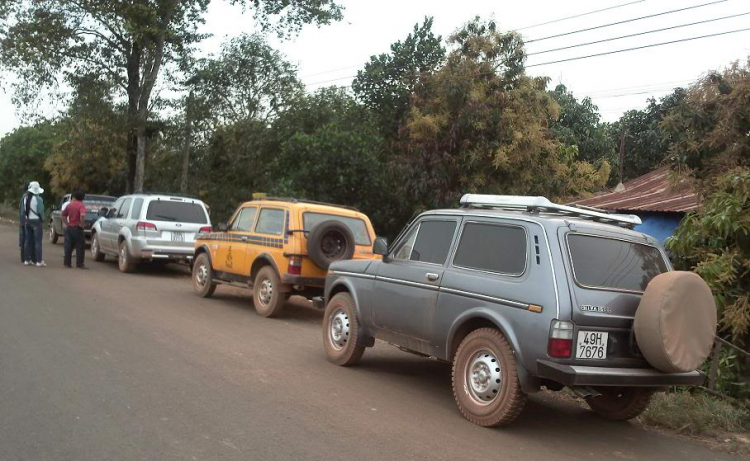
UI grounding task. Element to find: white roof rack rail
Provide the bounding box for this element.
[459,194,642,227]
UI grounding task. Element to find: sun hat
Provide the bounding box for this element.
[27,181,44,195]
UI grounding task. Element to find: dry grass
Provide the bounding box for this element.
[640,391,749,436]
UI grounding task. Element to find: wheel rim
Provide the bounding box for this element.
[464,348,503,405]
[320,230,347,260]
[49,226,55,242]
[91,236,99,256]
[195,263,209,287]
[258,278,273,305]
[119,244,127,266]
[328,308,350,350]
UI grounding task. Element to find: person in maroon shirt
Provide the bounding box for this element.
[61,190,88,269]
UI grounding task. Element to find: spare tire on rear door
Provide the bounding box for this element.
[307,220,356,270]
[634,271,717,373]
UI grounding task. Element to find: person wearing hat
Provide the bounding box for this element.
[17,183,36,264]
[22,181,46,267]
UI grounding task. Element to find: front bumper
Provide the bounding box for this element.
[536,360,705,387]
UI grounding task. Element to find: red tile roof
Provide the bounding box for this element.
[570,167,699,213]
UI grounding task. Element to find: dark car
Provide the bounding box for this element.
[49,194,117,244]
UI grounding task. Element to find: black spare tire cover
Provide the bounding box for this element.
[634,271,717,374]
[307,220,356,270]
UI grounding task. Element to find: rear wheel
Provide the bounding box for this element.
[192,253,216,298]
[452,328,527,427]
[323,293,365,366]
[586,387,653,421]
[49,223,59,244]
[91,233,105,262]
[252,266,285,318]
[118,240,136,273]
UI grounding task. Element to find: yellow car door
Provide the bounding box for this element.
[215,206,257,276]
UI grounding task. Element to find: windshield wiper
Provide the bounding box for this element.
[153,214,178,221]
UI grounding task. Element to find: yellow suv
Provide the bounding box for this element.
[192,197,378,317]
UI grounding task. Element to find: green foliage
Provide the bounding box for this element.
[0,122,58,203]
[395,18,608,211]
[548,84,614,166]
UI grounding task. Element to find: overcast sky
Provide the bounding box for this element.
[1,0,748,136]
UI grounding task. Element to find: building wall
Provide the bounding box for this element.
[633,211,685,244]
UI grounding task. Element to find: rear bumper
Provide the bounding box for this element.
[536,360,705,387]
[130,238,195,261]
[280,274,326,287]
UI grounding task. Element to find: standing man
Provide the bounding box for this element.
[18,183,33,264]
[62,190,87,269]
[23,181,45,267]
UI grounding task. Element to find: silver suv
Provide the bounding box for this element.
[91,194,212,272]
[321,195,714,426]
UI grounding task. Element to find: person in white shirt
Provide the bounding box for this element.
[23,181,46,267]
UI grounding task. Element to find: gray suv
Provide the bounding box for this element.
[321,195,710,426]
[91,194,212,272]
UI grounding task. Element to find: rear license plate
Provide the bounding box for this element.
[576,331,609,359]
[171,231,185,242]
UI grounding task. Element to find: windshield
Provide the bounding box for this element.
[303,212,371,245]
[567,234,668,292]
[146,201,208,224]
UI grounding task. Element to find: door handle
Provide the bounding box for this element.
[241,236,248,242]
[426,273,439,282]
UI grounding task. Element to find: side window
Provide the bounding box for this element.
[109,199,123,217]
[232,207,257,232]
[61,196,70,207]
[409,220,457,264]
[255,208,285,235]
[117,198,132,219]
[453,222,527,275]
[392,226,419,261]
[130,198,144,220]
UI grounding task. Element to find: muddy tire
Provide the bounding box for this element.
[586,387,653,421]
[452,328,527,427]
[192,253,216,298]
[91,232,105,262]
[252,266,285,318]
[118,240,136,273]
[307,220,356,270]
[323,293,365,366]
[49,223,59,244]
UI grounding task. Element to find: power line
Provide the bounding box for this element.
[526,0,728,43]
[529,11,750,56]
[515,0,646,31]
[526,27,750,68]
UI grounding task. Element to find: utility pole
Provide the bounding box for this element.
[619,125,626,184]
[180,89,193,194]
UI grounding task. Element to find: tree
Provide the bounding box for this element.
[0,122,58,204]
[396,18,608,211]
[0,0,342,193]
[549,84,614,166]
[352,17,445,137]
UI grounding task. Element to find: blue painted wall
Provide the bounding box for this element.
[633,211,684,244]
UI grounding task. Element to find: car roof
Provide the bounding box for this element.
[125,193,206,204]
[239,199,369,220]
[421,208,652,241]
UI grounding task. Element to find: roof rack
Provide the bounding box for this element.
[459,194,642,227]
[140,191,201,201]
[254,196,360,212]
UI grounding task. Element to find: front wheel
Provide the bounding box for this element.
[323,293,365,366]
[586,387,654,421]
[452,328,527,427]
[192,253,216,298]
[91,233,105,262]
[252,266,285,318]
[118,240,136,273]
[49,223,59,244]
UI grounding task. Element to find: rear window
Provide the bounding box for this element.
[303,212,371,245]
[83,196,116,213]
[146,200,208,224]
[567,234,668,292]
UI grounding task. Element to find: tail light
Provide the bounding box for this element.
[548,320,574,358]
[288,256,302,275]
[136,221,158,232]
[198,226,212,235]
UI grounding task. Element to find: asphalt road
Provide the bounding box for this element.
[0,224,735,461]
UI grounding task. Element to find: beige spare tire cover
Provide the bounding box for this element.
[634,271,717,373]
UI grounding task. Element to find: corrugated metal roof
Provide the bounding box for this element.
[570,166,699,213]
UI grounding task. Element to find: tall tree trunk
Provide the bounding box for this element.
[134,123,147,192]
[126,42,141,194]
[180,91,193,193]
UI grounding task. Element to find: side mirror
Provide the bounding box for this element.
[98,207,109,217]
[373,237,388,256]
[218,222,228,232]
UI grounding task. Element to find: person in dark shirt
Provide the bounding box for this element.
[62,190,88,269]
